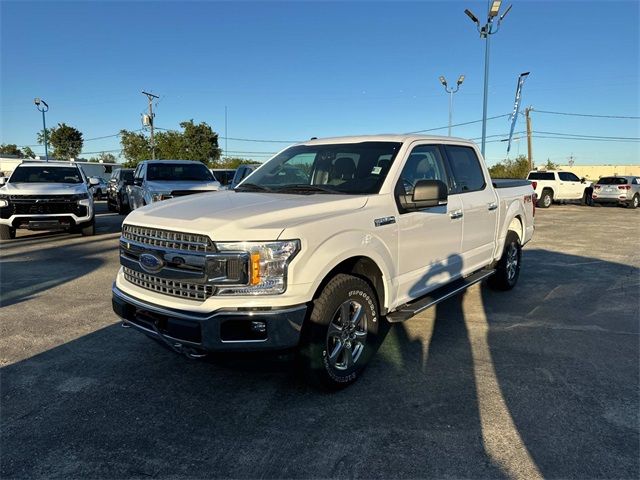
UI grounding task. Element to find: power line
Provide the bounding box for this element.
[534,130,640,141]
[533,109,640,120]
[405,114,511,134]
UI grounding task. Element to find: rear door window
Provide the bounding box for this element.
[443,145,486,192]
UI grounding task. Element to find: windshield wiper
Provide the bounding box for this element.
[234,182,274,192]
[275,184,340,194]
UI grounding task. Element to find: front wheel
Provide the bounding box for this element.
[298,274,381,389]
[488,230,522,291]
[0,225,16,240]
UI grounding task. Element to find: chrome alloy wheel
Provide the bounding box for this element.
[506,243,519,282]
[326,300,367,371]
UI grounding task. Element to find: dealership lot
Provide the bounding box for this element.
[1,203,638,478]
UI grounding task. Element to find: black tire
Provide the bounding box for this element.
[81,221,95,236]
[537,189,553,208]
[629,194,639,209]
[117,193,129,215]
[0,225,16,240]
[488,230,522,291]
[298,274,381,389]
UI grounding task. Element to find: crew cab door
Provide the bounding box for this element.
[558,171,583,199]
[443,144,499,275]
[394,143,463,305]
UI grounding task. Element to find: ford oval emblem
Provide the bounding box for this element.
[139,253,164,273]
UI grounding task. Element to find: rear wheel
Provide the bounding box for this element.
[298,274,381,389]
[629,194,639,209]
[537,189,553,208]
[488,230,521,291]
[0,225,16,240]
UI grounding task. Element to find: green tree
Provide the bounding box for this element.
[215,157,261,169]
[120,120,222,168]
[120,130,152,167]
[22,146,36,159]
[543,159,559,170]
[89,152,118,163]
[488,155,531,179]
[36,128,52,145]
[44,123,84,160]
[0,144,24,157]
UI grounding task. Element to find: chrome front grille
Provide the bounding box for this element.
[124,267,214,301]
[122,225,213,253]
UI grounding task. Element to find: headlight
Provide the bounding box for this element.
[0,199,7,208]
[214,240,300,295]
[150,192,172,202]
[73,193,89,201]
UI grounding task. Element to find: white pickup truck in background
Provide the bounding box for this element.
[527,169,592,208]
[113,135,535,388]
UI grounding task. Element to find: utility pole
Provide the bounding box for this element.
[225,106,228,158]
[525,106,533,170]
[142,91,159,159]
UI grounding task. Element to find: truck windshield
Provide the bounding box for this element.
[147,163,214,181]
[236,141,402,194]
[9,166,83,184]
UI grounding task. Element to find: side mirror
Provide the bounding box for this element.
[398,179,448,212]
[581,177,586,183]
[133,178,143,187]
[89,177,100,186]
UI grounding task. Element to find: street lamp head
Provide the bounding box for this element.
[439,76,448,86]
[489,0,502,18]
[457,75,465,85]
[34,97,41,106]
[464,8,480,25]
[499,4,513,21]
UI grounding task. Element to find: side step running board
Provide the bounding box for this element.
[386,269,495,323]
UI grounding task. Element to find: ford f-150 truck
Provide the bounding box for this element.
[526,169,591,208]
[127,160,221,211]
[0,162,96,239]
[112,135,535,388]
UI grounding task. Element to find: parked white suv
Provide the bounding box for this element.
[0,162,95,239]
[526,170,592,208]
[128,160,221,210]
[112,135,535,388]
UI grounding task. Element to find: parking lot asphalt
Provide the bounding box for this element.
[1,202,638,479]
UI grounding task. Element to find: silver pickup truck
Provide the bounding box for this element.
[127,160,221,211]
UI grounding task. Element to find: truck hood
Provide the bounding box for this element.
[146,180,220,192]
[1,182,88,195]
[124,190,369,240]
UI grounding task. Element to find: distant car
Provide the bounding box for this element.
[592,176,640,208]
[90,177,109,199]
[107,168,134,214]
[526,170,592,208]
[128,160,221,211]
[230,164,261,189]
[210,169,236,189]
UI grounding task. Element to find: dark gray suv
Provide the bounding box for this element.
[107,168,134,214]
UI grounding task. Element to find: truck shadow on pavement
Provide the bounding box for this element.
[1,250,638,479]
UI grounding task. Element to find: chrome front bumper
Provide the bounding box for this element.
[112,284,307,353]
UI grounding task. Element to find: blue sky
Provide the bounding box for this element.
[1,0,638,166]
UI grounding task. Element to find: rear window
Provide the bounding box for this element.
[527,172,555,181]
[597,177,628,185]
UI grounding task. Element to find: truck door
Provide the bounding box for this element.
[443,144,499,275]
[558,171,583,199]
[394,143,463,305]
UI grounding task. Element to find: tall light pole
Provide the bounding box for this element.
[464,1,512,157]
[142,91,159,159]
[439,75,465,136]
[34,98,49,161]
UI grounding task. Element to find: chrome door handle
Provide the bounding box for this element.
[487,202,498,211]
[449,209,463,219]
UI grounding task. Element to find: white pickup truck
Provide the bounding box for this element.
[526,170,592,208]
[112,135,535,388]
